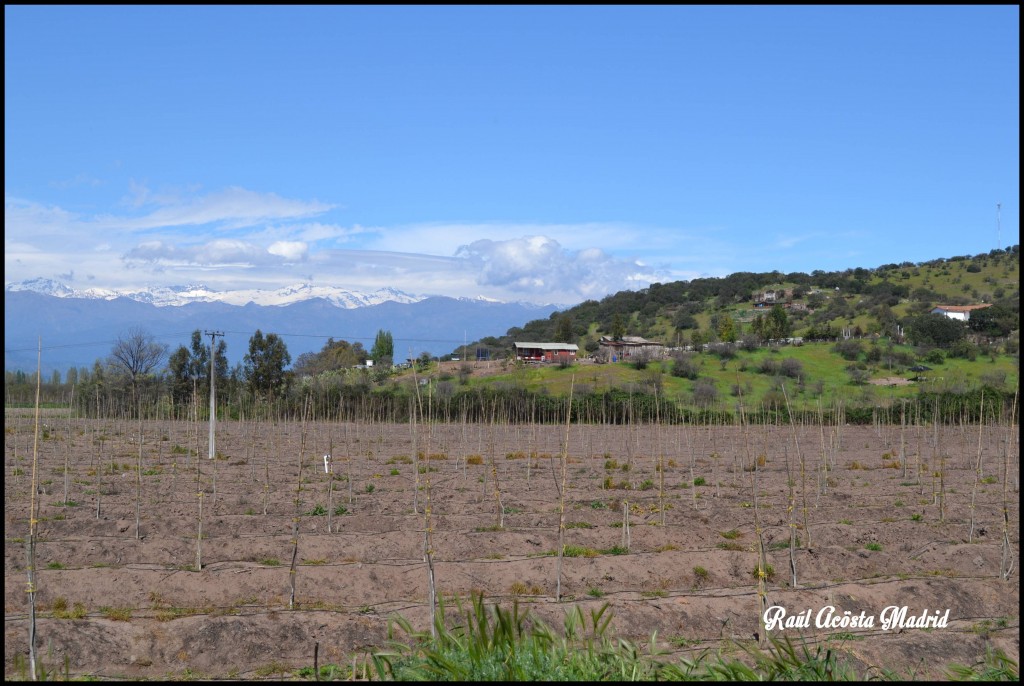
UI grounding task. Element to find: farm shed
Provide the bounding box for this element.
[514,342,578,363]
[930,304,992,321]
[598,335,666,360]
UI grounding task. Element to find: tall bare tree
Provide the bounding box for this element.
[109,327,168,407]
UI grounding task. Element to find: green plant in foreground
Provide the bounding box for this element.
[297,663,349,680]
[372,593,653,681]
[943,646,1019,681]
[865,542,883,552]
[304,504,328,516]
[369,592,1014,681]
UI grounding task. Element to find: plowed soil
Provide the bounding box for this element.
[4,411,1019,680]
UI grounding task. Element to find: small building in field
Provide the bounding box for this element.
[931,304,992,322]
[514,342,578,363]
[598,335,666,360]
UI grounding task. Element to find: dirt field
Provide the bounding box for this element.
[4,412,1019,680]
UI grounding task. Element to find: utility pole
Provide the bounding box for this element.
[205,331,223,460]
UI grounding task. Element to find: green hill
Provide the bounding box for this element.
[412,246,1018,418]
[454,246,1019,361]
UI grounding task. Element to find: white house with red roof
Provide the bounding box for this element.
[930,304,992,321]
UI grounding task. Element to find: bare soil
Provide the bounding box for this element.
[4,412,1019,680]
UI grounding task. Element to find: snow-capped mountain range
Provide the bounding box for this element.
[5,278,427,309]
[4,278,567,374]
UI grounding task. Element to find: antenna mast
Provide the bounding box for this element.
[996,203,1001,251]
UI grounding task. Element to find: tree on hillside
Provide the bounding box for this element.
[555,314,575,344]
[906,314,967,349]
[370,329,395,366]
[243,330,292,399]
[717,315,738,343]
[968,301,1019,338]
[610,312,626,340]
[764,304,792,340]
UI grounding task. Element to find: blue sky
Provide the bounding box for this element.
[5,5,1019,306]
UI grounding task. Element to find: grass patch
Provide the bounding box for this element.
[99,606,133,621]
[51,597,88,619]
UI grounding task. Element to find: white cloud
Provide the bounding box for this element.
[98,186,334,232]
[5,186,708,304]
[267,241,308,262]
[454,235,668,299]
[124,238,307,268]
[365,221,639,256]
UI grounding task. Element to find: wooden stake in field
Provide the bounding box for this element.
[1001,389,1017,581]
[555,375,575,602]
[779,383,802,585]
[895,400,906,479]
[63,385,75,509]
[737,391,768,649]
[655,385,666,526]
[488,400,505,529]
[195,409,204,570]
[621,500,630,551]
[26,338,42,680]
[135,415,143,540]
[968,392,985,543]
[417,381,438,637]
[290,395,311,610]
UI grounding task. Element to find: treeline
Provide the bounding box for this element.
[7,365,1016,427]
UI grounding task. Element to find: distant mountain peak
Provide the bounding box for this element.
[4,279,426,309]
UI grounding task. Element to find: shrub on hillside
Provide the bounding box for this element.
[833,339,863,361]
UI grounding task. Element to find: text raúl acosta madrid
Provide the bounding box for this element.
[764,605,950,631]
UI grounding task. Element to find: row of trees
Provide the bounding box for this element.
[19,327,400,415]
